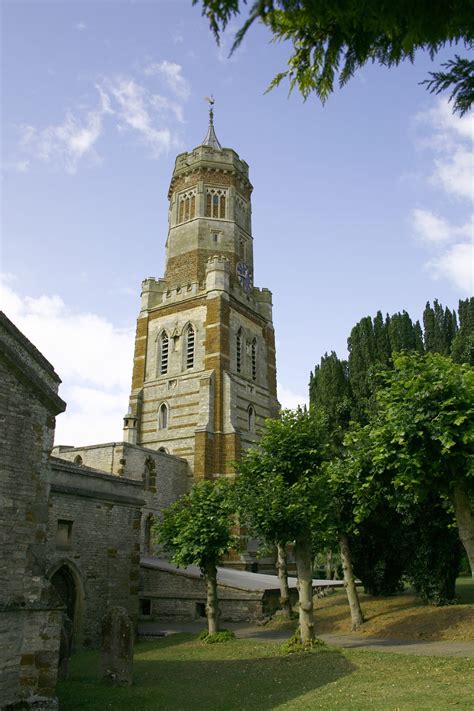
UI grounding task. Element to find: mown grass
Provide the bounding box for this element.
[58,634,474,710]
[310,577,474,641]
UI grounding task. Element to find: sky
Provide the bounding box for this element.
[1,0,473,446]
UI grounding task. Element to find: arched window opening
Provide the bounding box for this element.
[248,406,255,433]
[178,190,196,224]
[143,457,156,491]
[158,403,168,430]
[73,455,83,465]
[251,338,257,381]
[236,329,242,374]
[205,188,227,219]
[185,324,195,369]
[160,331,169,375]
[158,446,168,454]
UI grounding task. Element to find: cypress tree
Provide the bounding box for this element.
[451,297,474,365]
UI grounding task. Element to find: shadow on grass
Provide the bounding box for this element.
[58,636,356,710]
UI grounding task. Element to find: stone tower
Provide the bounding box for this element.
[126,106,279,479]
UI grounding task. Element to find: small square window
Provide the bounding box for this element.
[56,520,73,549]
[140,598,152,616]
[212,233,219,243]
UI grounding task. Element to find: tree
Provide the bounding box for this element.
[235,409,330,643]
[350,352,474,576]
[310,353,364,629]
[451,297,474,365]
[195,0,474,114]
[153,479,237,634]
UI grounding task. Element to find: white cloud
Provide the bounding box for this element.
[277,382,308,410]
[102,76,175,156]
[16,62,190,172]
[412,99,474,293]
[416,99,474,201]
[0,276,134,445]
[427,242,474,294]
[412,208,472,245]
[19,101,107,174]
[144,60,190,100]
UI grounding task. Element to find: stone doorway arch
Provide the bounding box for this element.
[48,560,84,649]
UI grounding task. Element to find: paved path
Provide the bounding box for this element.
[138,620,474,658]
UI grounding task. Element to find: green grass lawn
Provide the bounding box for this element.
[58,634,474,710]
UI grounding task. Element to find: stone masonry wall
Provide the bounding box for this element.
[139,565,280,622]
[46,459,144,648]
[0,313,65,709]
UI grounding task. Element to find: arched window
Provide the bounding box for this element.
[178,190,196,224]
[248,405,255,433]
[205,188,227,218]
[73,455,83,465]
[158,403,168,430]
[159,331,169,375]
[185,324,195,369]
[143,457,156,491]
[143,514,154,555]
[236,329,242,374]
[251,338,257,381]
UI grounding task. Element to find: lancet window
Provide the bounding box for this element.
[159,331,169,375]
[158,403,168,430]
[251,338,257,381]
[248,405,255,433]
[185,324,195,369]
[236,329,243,374]
[178,189,196,224]
[205,188,227,219]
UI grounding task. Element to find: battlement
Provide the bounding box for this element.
[173,145,249,178]
[206,255,230,271]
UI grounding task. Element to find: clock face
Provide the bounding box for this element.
[236,262,253,293]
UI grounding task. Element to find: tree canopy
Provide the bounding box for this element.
[195,0,474,114]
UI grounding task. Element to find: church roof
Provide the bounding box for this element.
[201,101,221,150]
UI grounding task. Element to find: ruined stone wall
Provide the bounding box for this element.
[45,459,144,648]
[0,313,65,709]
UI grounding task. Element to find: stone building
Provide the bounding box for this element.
[126,107,279,479]
[0,312,65,709]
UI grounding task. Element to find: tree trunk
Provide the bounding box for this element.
[203,559,219,634]
[339,532,364,631]
[276,542,292,617]
[294,534,315,644]
[452,481,474,577]
[325,548,334,580]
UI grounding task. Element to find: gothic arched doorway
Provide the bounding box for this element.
[51,565,76,622]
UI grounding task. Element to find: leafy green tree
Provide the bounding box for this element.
[349,352,474,576]
[310,353,364,629]
[153,479,237,633]
[195,0,474,114]
[451,297,474,365]
[235,409,330,643]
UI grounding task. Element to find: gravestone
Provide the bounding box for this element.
[99,606,134,687]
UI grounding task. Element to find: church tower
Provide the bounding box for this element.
[126,105,279,479]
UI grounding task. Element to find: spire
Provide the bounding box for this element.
[202,96,222,150]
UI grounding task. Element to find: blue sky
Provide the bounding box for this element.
[2,0,473,445]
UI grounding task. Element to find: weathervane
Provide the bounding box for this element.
[205,95,215,125]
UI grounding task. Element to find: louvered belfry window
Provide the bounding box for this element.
[186,324,195,369]
[251,338,257,381]
[160,331,169,374]
[236,329,242,373]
